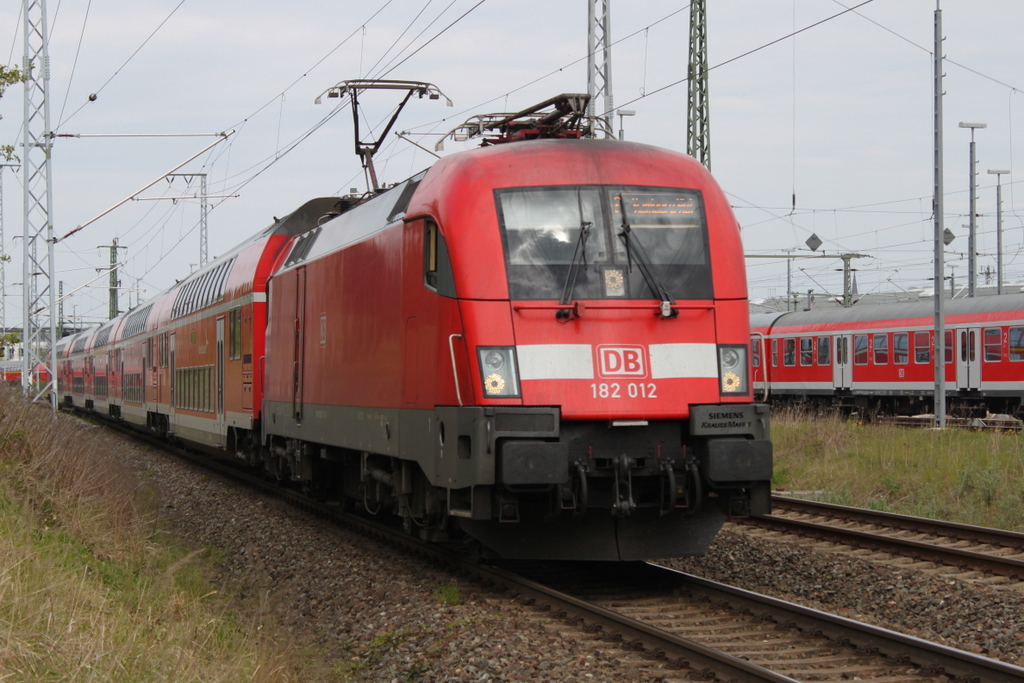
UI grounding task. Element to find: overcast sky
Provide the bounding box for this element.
[1,0,1022,326]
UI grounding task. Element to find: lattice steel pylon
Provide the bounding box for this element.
[586,0,614,138]
[687,0,710,169]
[22,0,58,407]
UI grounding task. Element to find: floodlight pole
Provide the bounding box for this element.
[959,121,986,297]
[933,3,946,429]
[988,169,1010,295]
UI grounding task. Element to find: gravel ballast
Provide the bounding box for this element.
[117,437,1024,679]
[122,443,670,682]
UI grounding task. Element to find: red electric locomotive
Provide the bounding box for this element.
[752,293,1024,416]
[62,94,771,560]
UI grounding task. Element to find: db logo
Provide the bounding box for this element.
[597,345,647,378]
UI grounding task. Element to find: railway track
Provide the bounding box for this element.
[740,495,1024,583]
[90,417,1024,683]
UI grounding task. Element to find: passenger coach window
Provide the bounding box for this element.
[945,330,954,364]
[873,334,888,364]
[893,333,908,365]
[783,338,796,366]
[751,339,760,367]
[771,339,778,367]
[800,338,813,366]
[984,328,1002,362]
[1010,327,1024,361]
[914,331,930,364]
[817,336,830,365]
[229,308,242,360]
[853,334,868,365]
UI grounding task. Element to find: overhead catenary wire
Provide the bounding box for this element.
[56,0,188,130]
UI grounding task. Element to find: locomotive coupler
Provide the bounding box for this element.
[611,454,635,517]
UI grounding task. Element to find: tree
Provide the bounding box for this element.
[0,331,20,359]
[1,64,28,163]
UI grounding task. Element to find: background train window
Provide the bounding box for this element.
[771,339,778,367]
[751,339,760,367]
[873,333,888,364]
[783,338,796,366]
[945,330,954,364]
[1010,327,1024,362]
[893,333,908,365]
[984,328,1002,362]
[914,331,930,364]
[853,334,868,365]
[816,336,830,365]
[799,337,813,366]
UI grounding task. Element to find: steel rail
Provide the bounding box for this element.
[770,495,1024,550]
[652,564,1024,683]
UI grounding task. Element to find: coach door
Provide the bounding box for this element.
[833,334,852,390]
[168,333,176,432]
[956,326,981,391]
[216,316,226,440]
[292,267,307,422]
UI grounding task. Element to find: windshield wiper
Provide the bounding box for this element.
[615,194,677,318]
[557,191,593,319]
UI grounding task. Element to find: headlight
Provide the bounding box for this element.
[718,345,748,395]
[478,347,521,398]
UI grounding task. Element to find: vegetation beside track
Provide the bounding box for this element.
[772,407,1024,531]
[0,387,294,682]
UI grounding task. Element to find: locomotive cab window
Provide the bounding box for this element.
[495,185,711,301]
[424,220,456,298]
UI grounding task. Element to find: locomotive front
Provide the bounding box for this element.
[411,139,772,560]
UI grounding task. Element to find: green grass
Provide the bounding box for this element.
[771,408,1024,531]
[0,387,296,682]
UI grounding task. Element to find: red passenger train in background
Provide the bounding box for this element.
[58,94,771,561]
[751,294,1024,416]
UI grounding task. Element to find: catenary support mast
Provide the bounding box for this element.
[932,2,946,429]
[687,0,710,168]
[22,0,57,407]
[586,0,614,137]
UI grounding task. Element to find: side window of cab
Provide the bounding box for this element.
[424,220,457,297]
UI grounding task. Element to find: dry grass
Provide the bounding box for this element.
[771,406,1024,531]
[0,387,297,682]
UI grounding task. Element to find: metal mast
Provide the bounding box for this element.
[586,0,614,137]
[932,2,946,429]
[687,0,710,168]
[0,163,16,348]
[22,0,57,406]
